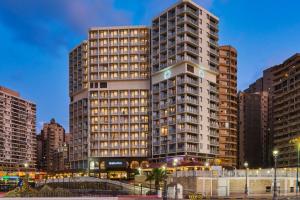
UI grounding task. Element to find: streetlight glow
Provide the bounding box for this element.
[272,149,279,199]
[173,159,178,167]
[205,162,209,167]
[24,163,29,168]
[244,161,249,196]
[273,149,279,156]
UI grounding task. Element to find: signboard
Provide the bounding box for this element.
[105,160,128,169]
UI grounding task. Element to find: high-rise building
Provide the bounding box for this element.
[53,133,71,172]
[151,0,219,163]
[69,41,89,171]
[69,26,151,178]
[272,53,300,167]
[37,118,65,171]
[0,86,36,171]
[238,66,275,168]
[218,45,238,168]
[238,91,269,168]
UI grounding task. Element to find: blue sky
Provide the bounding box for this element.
[0,0,300,131]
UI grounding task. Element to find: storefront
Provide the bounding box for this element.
[88,158,149,180]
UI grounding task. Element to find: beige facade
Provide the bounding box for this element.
[151,0,219,163]
[69,26,151,171]
[218,46,238,168]
[0,86,36,171]
[69,41,89,169]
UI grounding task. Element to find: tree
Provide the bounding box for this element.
[146,168,167,193]
[145,171,154,193]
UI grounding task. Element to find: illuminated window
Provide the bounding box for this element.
[110,91,118,98]
[110,72,118,79]
[91,108,98,115]
[121,108,128,114]
[100,108,108,115]
[100,91,108,98]
[100,73,108,79]
[130,72,139,78]
[120,91,128,97]
[120,72,128,78]
[161,127,168,136]
[91,92,98,98]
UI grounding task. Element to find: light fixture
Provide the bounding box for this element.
[164,70,171,79]
[199,69,205,78]
[273,149,279,157]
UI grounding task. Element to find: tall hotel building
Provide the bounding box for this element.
[0,86,37,171]
[218,46,238,167]
[69,27,150,178]
[151,0,219,163]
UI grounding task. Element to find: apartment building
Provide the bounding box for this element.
[218,46,238,168]
[69,26,151,178]
[37,118,66,171]
[273,53,300,167]
[238,91,269,168]
[53,134,71,172]
[151,0,219,163]
[238,67,275,168]
[0,86,36,171]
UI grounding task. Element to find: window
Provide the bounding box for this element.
[187,65,194,73]
[100,82,107,88]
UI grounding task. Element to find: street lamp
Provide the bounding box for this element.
[205,161,209,168]
[273,149,279,199]
[139,183,143,195]
[24,162,29,183]
[162,165,167,200]
[205,161,213,196]
[244,161,248,196]
[173,158,178,200]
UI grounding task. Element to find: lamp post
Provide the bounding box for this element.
[205,161,212,197]
[173,158,178,200]
[139,183,142,195]
[273,149,279,200]
[162,165,167,200]
[244,162,248,196]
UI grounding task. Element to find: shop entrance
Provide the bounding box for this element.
[107,171,127,180]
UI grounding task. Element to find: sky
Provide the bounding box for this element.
[0,0,300,132]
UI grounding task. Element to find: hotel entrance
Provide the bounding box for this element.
[107,171,127,179]
[88,159,149,180]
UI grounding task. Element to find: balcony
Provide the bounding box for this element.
[209,39,218,47]
[186,17,198,27]
[178,46,199,55]
[186,27,199,36]
[210,96,219,102]
[208,30,218,38]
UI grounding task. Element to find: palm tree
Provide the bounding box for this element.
[145,171,154,193]
[146,168,167,193]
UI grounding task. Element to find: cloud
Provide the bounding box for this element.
[0,0,132,53]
